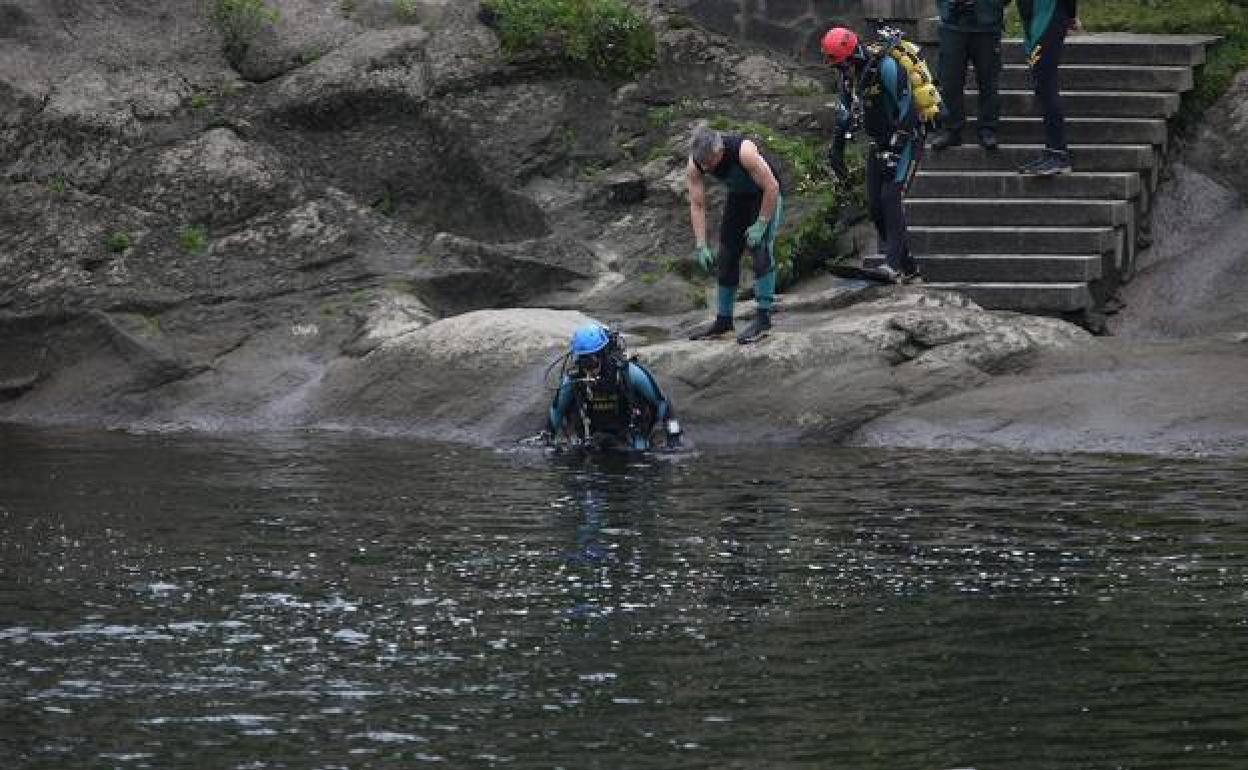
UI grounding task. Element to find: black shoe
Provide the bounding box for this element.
[736,311,771,345]
[977,128,999,151]
[1019,149,1072,176]
[689,315,734,340]
[931,130,962,152]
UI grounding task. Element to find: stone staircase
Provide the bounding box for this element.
[863,33,1220,316]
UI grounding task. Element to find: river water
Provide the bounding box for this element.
[1,425,1245,769]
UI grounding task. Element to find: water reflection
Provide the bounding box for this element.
[1,425,1246,769]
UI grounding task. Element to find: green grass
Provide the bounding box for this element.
[189,92,211,109]
[1079,0,1248,123]
[480,0,657,79]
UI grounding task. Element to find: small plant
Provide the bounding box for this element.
[647,105,676,129]
[47,177,67,195]
[210,0,279,62]
[393,0,419,22]
[666,12,692,30]
[480,0,657,79]
[106,232,131,253]
[178,225,208,254]
[373,190,396,217]
[785,80,824,98]
[190,92,211,109]
[639,271,660,285]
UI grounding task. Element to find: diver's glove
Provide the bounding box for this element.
[664,419,682,449]
[695,244,716,273]
[745,218,769,248]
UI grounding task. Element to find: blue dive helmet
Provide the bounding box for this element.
[570,324,610,358]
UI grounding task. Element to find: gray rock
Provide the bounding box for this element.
[107,127,297,227]
[603,171,648,204]
[1185,69,1248,199]
[853,340,1248,457]
[307,307,596,440]
[229,0,363,82]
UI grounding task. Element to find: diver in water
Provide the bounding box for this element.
[545,324,681,452]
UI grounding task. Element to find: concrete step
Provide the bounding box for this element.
[924,143,1155,172]
[989,64,1194,93]
[969,89,1180,118]
[910,225,1118,255]
[906,198,1131,227]
[923,281,1094,312]
[910,170,1141,200]
[864,253,1102,282]
[958,117,1167,146]
[1000,34,1218,67]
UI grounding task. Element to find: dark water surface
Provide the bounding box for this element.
[2,425,1246,770]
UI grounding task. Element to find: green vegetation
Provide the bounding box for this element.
[106,232,132,253]
[47,177,67,195]
[178,225,208,254]
[665,12,692,31]
[373,190,396,217]
[210,0,279,61]
[784,80,824,98]
[189,92,211,109]
[480,0,657,79]
[1080,0,1248,123]
[647,97,700,129]
[393,0,419,22]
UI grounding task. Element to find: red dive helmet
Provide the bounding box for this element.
[821,27,858,64]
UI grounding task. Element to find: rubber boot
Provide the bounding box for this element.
[736,309,771,345]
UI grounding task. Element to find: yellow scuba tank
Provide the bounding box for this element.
[887,36,942,124]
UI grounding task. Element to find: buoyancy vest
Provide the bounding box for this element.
[572,357,635,440]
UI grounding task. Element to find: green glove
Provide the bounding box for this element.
[746,218,769,248]
[695,244,716,273]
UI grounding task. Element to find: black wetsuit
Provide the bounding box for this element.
[699,134,785,314]
[836,50,924,276]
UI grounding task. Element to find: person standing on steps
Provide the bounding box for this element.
[823,26,925,284]
[686,123,785,345]
[1017,0,1080,175]
[931,0,1010,152]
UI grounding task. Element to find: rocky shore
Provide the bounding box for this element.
[2,1,1246,456]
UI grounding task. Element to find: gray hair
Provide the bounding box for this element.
[689,123,723,167]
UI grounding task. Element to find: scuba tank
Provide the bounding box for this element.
[878,27,942,125]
